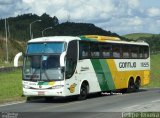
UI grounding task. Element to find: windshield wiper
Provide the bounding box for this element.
[30,69,39,81]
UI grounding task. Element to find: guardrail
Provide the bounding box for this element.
[0,66,22,73]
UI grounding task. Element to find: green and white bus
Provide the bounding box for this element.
[23,35,150,100]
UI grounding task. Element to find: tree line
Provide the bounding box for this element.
[0,13,122,41]
[137,34,160,54]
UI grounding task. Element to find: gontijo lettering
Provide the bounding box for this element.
[119,62,136,68]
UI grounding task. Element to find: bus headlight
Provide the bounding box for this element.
[52,85,64,89]
[23,85,31,89]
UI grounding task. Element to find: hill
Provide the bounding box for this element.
[123,33,154,40]
[123,33,160,53]
[0,13,121,41]
[0,13,124,63]
[0,38,25,63]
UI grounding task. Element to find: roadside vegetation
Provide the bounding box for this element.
[0,69,25,103]
[145,54,160,88]
[123,33,154,40]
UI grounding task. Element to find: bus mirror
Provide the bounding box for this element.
[60,52,66,67]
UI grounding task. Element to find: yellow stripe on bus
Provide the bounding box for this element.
[106,59,150,90]
[106,59,122,89]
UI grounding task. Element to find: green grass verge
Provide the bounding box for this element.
[0,69,25,103]
[0,62,14,67]
[145,54,160,88]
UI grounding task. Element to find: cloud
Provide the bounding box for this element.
[147,7,160,17]
[0,0,29,18]
[127,17,142,26]
[0,0,160,35]
[0,0,14,5]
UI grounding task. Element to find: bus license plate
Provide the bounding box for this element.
[38,91,45,95]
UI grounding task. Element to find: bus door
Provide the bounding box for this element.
[65,40,79,94]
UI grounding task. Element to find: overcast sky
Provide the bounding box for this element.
[0,0,160,35]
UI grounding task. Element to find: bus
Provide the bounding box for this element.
[22,35,150,100]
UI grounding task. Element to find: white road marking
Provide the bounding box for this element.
[151,99,160,103]
[121,105,140,110]
[0,101,25,107]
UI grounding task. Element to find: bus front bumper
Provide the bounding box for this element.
[23,88,66,97]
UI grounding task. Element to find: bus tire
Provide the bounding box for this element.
[120,88,128,93]
[134,79,141,91]
[26,96,32,102]
[127,78,135,93]
[78,83,88,100]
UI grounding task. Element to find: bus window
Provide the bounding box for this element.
[139,46,149,59]
[139,46,143,59]
[31,55,41,68]
[122,45,130,59]
[79,41,90,59]
[90,42,100,58]
[144,46,149,58]
[99,43,112,58]
[46,55,60,69]
[112,44,121,58]
[131,45,138,58]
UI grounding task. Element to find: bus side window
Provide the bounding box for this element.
[112,44,121,58]
[139,46,143,59]
[90,42,100,58]
[79,41,90,59]
[144,46,149,58]
[139,46,149,59]
[131,46,138,58]
[122,45,130,59]
[99,43,112,58]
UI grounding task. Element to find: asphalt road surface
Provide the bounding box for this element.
[0,88,160,118]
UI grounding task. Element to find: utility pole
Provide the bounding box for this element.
[5,18,9,63]
[42,27,52,37]
[30,20,41,39]
[7,20,10,38]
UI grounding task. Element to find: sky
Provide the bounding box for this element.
[0,0,160,35]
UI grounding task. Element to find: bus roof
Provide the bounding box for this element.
[28,36,80,43]
[28,36,149,46]
[81,35,149,46]
[103,40,149,46]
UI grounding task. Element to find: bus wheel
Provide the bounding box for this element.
[127,79,135,93]
[134,79,141,91]
[26,97,32,102]
[78,83,88,100]
[120,88,128,93]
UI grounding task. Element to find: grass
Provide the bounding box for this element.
[0,61,23,67]
[123,33,154,40]
[145,54,160,88]
[0,69,25,103]
[0,62,14,67]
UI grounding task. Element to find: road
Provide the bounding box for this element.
[0,88,160,118]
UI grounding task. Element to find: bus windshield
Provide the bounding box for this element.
[27,42,65,54]
[23,55,63,81]
[23,42,65,81]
